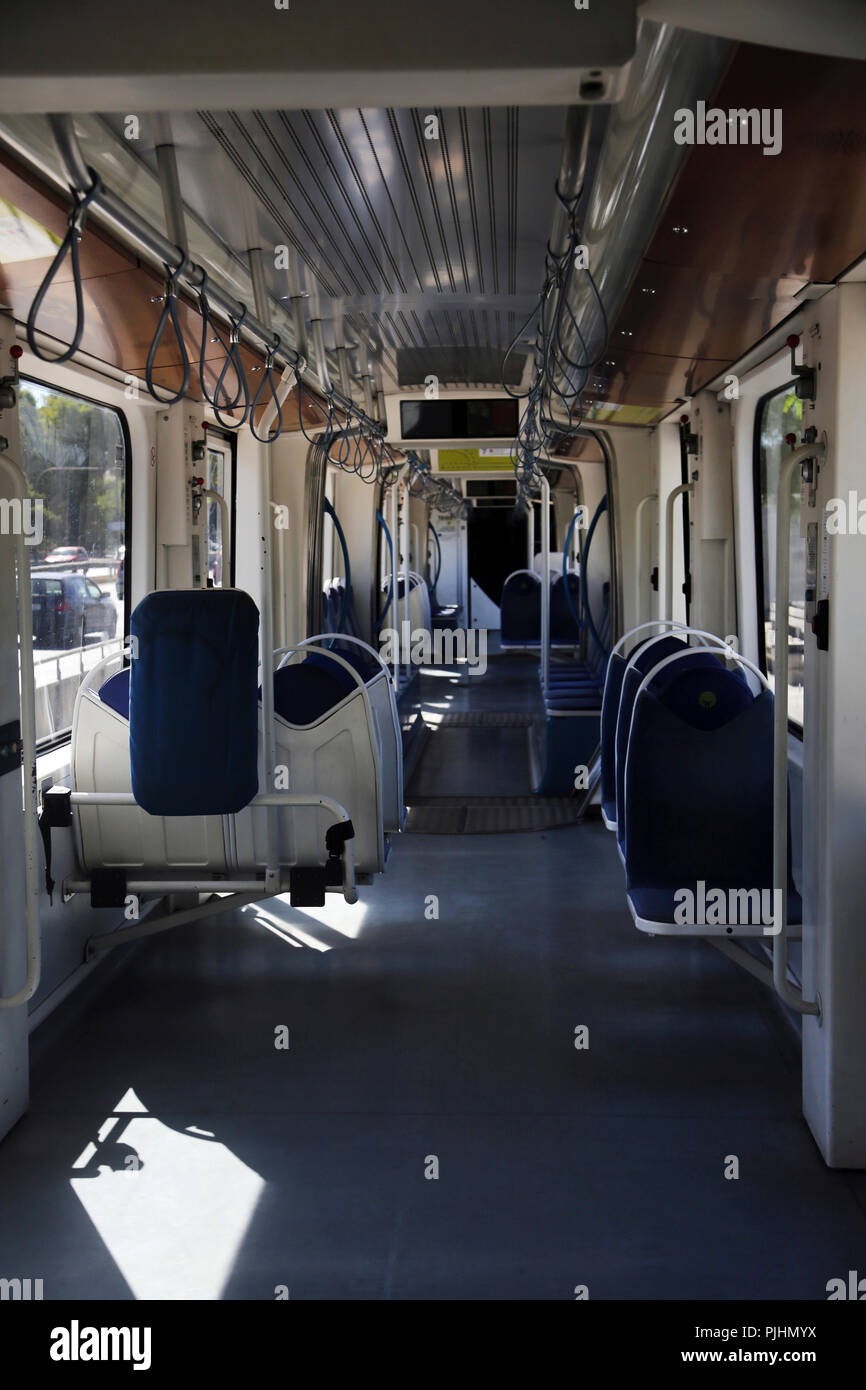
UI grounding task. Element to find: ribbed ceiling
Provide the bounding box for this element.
[102,105,590,387]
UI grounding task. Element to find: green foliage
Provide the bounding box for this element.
[19,384,125,559]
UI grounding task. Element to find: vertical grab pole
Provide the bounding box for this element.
[400,476,411,672]
[527,498,535,569]
[249,256,280,893]
[664,481,693,622]
[772,441,823,1016]
[0,451,40,1007]
[390,472,401,688]
[201,489,229,586]
[540,475,551,696]
[635,492,658,625]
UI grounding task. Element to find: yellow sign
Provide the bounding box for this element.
[437,448,513,473]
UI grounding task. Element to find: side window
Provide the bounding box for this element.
[755,383,805,730]
[19,379,128,749]
[205,441,233,588]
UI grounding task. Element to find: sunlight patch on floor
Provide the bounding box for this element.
[70,1088,264,1300]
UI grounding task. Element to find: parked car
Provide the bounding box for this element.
[44,545,89,567]
[116,554,125,602]
[31,572,117,650]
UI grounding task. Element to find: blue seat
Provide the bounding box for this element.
[99,667,131,720]
[550,573,582,645]
[615,643,719,855]
[270,660,354,726]
[500,570,542,646]
[129,588,259,816]
[623,663,801,933]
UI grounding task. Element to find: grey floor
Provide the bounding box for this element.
[1,655,865,1299]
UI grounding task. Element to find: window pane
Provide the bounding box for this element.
[206,446,227,587]
[758,386,804,727]
[19,380,126,747]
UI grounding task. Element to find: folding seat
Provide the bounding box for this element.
[500,570,542,648]
[598,621,686,831]
[286,636,405,835]
[549,572,582,647]
[623,653,801,936]
[233,644,386,875]
[615,643,730,860]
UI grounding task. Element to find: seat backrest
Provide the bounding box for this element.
[129,589,259,816]
[550,572,582,643]
[624,668,778,894]
[500,570,542,642]
[615,639,713,848]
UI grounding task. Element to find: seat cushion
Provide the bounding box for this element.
[270,662,352,725]
[99,668,130,720]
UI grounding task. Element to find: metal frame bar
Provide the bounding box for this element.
[773,442,824,1016]
[0,449,40,1008]
[540,474,551,694]
[634,491,657,624]
[663,480,693,622]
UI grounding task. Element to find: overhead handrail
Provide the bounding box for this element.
[43,114,386,439]
[145,252,191,405]
[26,169,103,363]
[0,449,40,1008]
[772,439,824,1016]
[663,480,693,622]
[634,491,658,622]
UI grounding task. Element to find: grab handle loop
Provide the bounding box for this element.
[212,304,250,429]
[197,270,242,412]
[250,334,284,443]
[145,253,191,405]
[26,170,103,363]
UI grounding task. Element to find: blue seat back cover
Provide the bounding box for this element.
[129,589,260,816]
[550,573,581,642]
[99,667,131,720]
[271,652,366,724]
[614,638,696,840]
[624,671,776,893]
[500,571,542,643]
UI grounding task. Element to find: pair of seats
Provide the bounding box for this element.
[533,584,611,795]
[500,569,583,649]
[599,622,800,936]
[71,590,404,895]
[322,578,360,639]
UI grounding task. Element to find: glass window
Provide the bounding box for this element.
[19,379,128,748]
[755,384,804,729]
[205,442,231,588]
